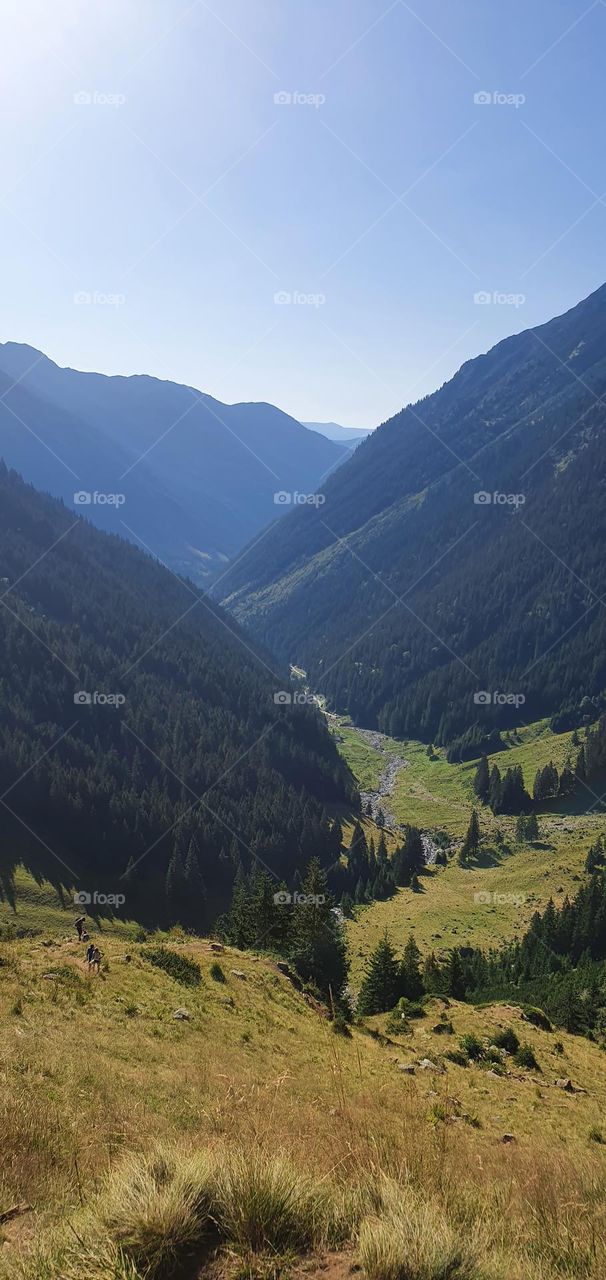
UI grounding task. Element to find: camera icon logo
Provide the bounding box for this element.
[474,891,492,905]
[273,890,292,905]
[74,490,92,505]
[474,690,492,706]
[473,490,492,505]
[73,890,92,905]
[273,490,292,505]
[74,690,92,705]
[274,690,292,705]
[473,91,492,106]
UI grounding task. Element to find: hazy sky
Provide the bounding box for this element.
[1,0,605,426]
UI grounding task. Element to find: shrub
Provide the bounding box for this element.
[493,1027,520,1055]
[210,961,226,983]
[145,947,201,988]
[444,1049,468,1067]
[515,1044,540,1071]
[588,1126,604,1144]
[331,1013,352,1037]
[522,1005,552,1031]
[459,1033,484,1061]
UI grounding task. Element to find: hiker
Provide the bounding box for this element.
[86,942,95,970]
[91,946,101,973]
[75,915,86,941]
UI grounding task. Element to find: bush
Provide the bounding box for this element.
[210,961,226,983]
[444,1049,468,1067]
[331,1013,352,1038]
[515,1044,540,1071]
[145,947,201,988]
[459,1033,484,1061]
[493,1027,520,1055]
[396,997,426,1019]
[522,1005,552,1032]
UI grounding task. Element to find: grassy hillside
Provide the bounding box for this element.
[1,897,606,1279]
[329,716,605,975]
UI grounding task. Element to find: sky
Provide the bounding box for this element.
[1,0,605,428]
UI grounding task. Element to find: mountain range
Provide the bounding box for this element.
[215,282,606,752]
[303,421,373,446]
[0,343,348,583]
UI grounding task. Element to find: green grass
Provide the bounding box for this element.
[328,714,605,970]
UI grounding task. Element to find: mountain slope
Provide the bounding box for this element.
[0,464,355,927]
[0,343,346,582]
[216,282,606,746]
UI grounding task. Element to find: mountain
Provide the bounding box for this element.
[303,421,372,445]
[216,282,606,750]
[0,463,356,927]
[0,344,347,583]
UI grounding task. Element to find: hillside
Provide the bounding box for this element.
[1,906,606,1280]
[0,344,346,582]
[216,282,606,747]
[0,465,355,931]
[325,713,603,975]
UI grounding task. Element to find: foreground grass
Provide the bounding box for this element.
[1,911,606,1279]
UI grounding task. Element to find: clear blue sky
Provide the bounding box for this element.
[1,0,605,426]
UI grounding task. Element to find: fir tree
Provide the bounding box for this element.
[357,935,400,1015]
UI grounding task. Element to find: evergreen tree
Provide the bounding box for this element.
[400,933,423,1000]
[357,935,401,1015]
[289,859,348,1001]
[473,754,490,804]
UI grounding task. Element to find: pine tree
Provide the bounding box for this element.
[357,935,401,1015]
[460,809,480,864]
[445,948,466,999]
[288,859,348,1001]
[400,933,423,1000]
[473,754,490,804]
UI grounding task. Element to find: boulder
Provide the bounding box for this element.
[501,1133,516,1144]
[230,969,246,980]
[173,1008,190,1021]
[418,1058,445,1073]
[397,1063,416,1074]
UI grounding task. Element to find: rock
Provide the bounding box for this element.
[555,1077,577,1092]
[210,942,224,952]
[501,1133,516,1144]
[42,973,59,980]
[230,969,246,979]
[431,1022,453,1034]
[124,954,132,963]
[173,1008,190,1021]
[418,1058,445,1073]
[397,1063,415,1074]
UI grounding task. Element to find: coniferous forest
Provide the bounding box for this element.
[0,464,357,928]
